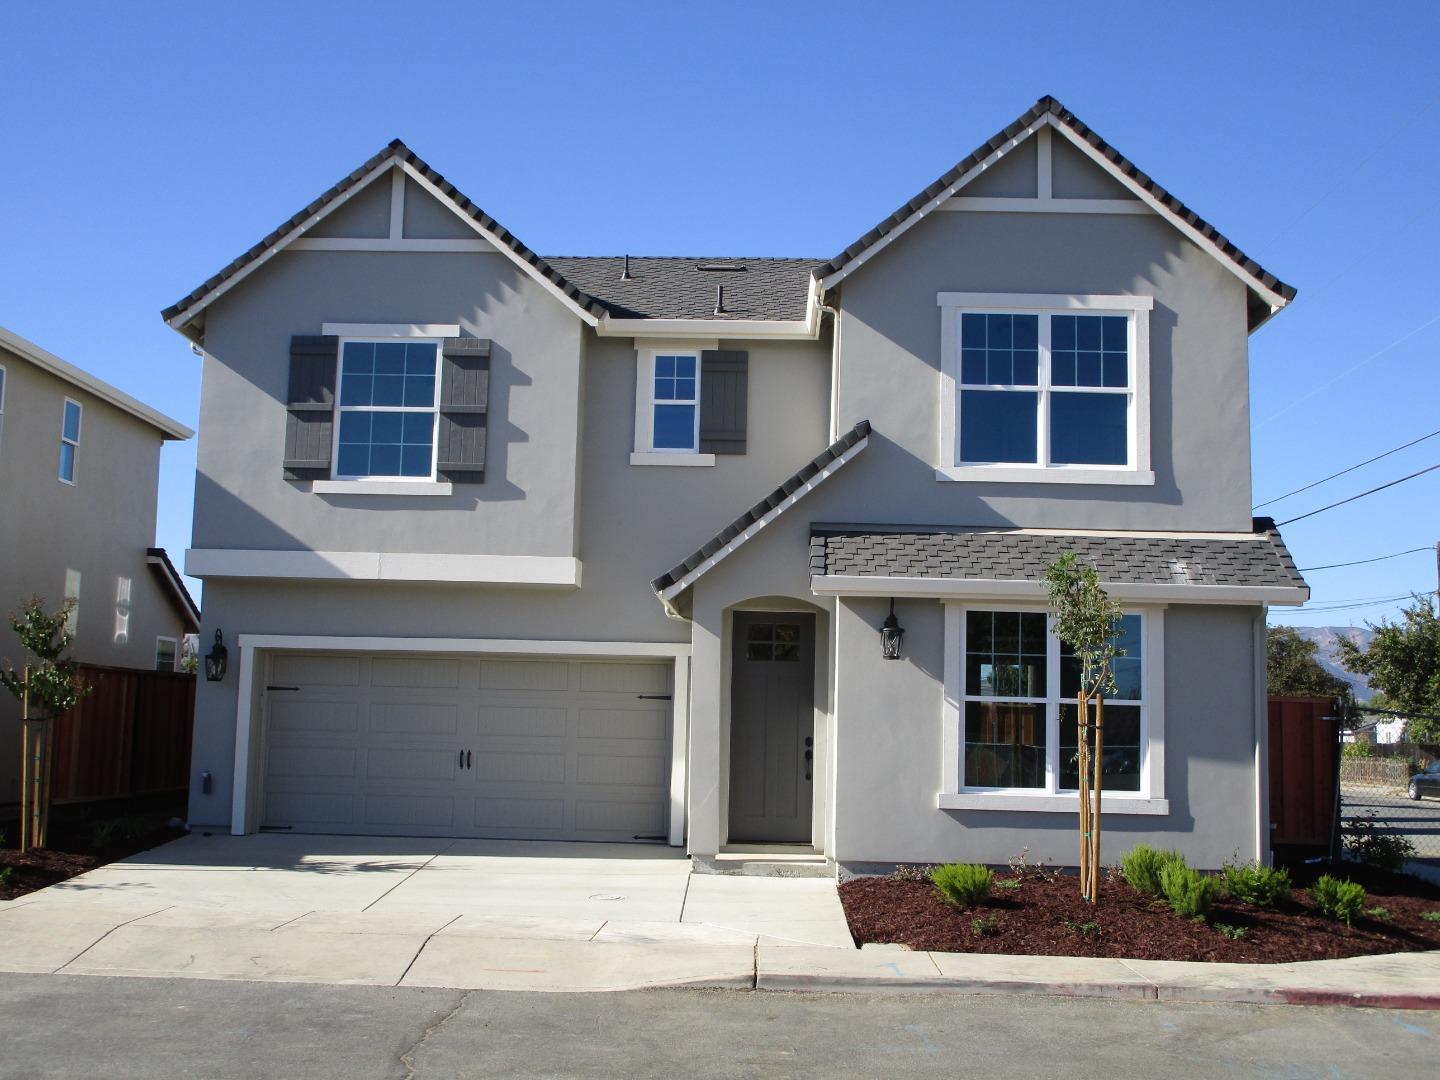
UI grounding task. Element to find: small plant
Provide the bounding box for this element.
[0,866,12,886]
[931,863,993,908]
[1312,874,1366,925]
[1214,923,1247,941]
[1120,845,1186,898]
[994,877,1023,891]
[1344,811,1417,872]
[1421,910,1440,923]
[1062,919,1102,938]
[1220,860,1292,908]
[970,915,998,937]
[1159,862,1220,920]
[889,863,936,884]
[90,815,152,851]
[1006,848,1059,883]
[1364,906,1390,920]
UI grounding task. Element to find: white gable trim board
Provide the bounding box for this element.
[231,634,692,845]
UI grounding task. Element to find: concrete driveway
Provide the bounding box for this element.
[0,833,853,991]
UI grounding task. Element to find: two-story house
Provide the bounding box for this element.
[0,325,199,801]
[165,97,1306,873]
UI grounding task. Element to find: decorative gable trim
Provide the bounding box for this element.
[813,97,1297,330]
[162,141,608,341]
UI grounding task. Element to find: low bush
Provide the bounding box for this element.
[1344,812,1417,872]
[1220,860,1292,908]
[1159,862,1220,920]
[1342,740,1374,759]
[1312,875,1366,925]
[1062,919,1101,938]
[1120,845,1186,898]
[1421,910,1440,923]
[931,863,993,908]
[970,915,998,937]
[1214,923,1247,941]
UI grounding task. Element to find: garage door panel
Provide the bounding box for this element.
[272,654,361,687]
[370,657,460,689]
[365,747,461,782]
[364,793,455,828]
[262,654,672,842]
[368,701,460,736]
[270,699,359,733]
[476,705,568,738]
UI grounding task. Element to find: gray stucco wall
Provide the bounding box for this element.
[0,351,190,801]
[834,210,1253,532]
[829,596,1262,870]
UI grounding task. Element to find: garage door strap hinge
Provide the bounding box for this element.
[266,685,300,692]
[637,694,673,700]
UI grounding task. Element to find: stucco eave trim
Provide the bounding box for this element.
[811,575,1307,606]
[185,548,581,587]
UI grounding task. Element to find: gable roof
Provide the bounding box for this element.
[651,421,870,609]
[0,325,192,440]
[162,140,611,340]
[146,547,201,630]
[544,257,819,321]
[813,96,1297,330]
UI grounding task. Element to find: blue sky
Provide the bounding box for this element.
[2,2,1437,629]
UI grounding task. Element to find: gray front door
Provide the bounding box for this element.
[728,613,815,843]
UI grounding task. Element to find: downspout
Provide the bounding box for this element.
[821,296,841,443]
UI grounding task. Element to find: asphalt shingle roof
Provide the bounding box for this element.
[543,257,819,322]
[651,421,871,595]
[809,517,1307,593]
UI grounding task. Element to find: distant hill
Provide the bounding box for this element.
[1280,625,1375,702]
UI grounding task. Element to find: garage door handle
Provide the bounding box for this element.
[467,750,473,769]
[458,750,464,769]
[638,695,672,700]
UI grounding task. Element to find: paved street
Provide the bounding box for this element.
[0,974,1431,1080]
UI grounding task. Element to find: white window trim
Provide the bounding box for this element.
[311,480,454,496]
[0,362,6,451]
[936,292,1153,485]
[59,397,82,485]
[632,340,716,465]
[155,636,178,672]
[939,600,1168,815]
[330,334,444,483]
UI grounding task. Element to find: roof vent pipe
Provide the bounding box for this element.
[714,284,724,315]
[621,254,632,281]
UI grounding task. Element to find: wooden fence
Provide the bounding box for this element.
[1268,695,1339,851]
[50,664,195,804]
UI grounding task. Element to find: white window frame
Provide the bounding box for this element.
[631,340,716,466]
[154,636,178,672]
[330,334,444,483]
[939,600,1168,814]
[59,397,82,485]
[936,292,1154,485]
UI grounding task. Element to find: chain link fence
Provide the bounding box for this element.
[1339,741,1440,868]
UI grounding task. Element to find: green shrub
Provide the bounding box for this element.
[1214,923,1247,941]
[970,915,998,937]
[1312,875,1366,925]
[1344,812,1417,872]
[1421,910,1440,923]
[1159,862,1220,920]
[931,863,993,908]
[994,877,1022,891]
[1120,845,1186,898]
[1220,861,1292,908]
[1062,919,1102,938]
[1342,740,1374,759]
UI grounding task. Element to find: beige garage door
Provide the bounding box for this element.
[260,652,673,842]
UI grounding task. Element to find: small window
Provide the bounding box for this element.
[333,340,440,479]
[59,398,82,483]
[650,353,700,452]
[155,637,178,672]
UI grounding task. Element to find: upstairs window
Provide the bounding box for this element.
[333,340,439,480]
[648,353,700,452]
[938,293,1153,484]
[59,398,82,484]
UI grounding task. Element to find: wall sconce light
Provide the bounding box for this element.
[204,630,228,682]
[880,599,904,660]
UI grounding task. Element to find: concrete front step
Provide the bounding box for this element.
[691,852,835,879]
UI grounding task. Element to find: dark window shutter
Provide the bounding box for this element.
[283,335,339,480]
[699,350,748,455]
[437,337,491,482]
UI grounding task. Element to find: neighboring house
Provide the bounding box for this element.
[0,326,199,801]
[166,96,1308,873]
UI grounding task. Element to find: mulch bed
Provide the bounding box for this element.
[839,864,1440,963]
[0,805,188,902]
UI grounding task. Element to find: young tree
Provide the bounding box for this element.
[1338,596,1440,742]
[1267,625,1354,702]
[0,598,91,850]
[1044,552,1123,903]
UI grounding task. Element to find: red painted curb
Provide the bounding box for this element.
[1272,988,1440,1011]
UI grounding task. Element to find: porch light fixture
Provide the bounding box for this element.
[204,630,228,682]
[880,599,904,660]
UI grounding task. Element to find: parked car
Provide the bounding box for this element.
[1408,761,1440,800]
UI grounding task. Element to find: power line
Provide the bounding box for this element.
[1276,462,1440,526]
[1255,427,1440,509]
[1298,594,1414,614]
[1298,546,1432,572]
